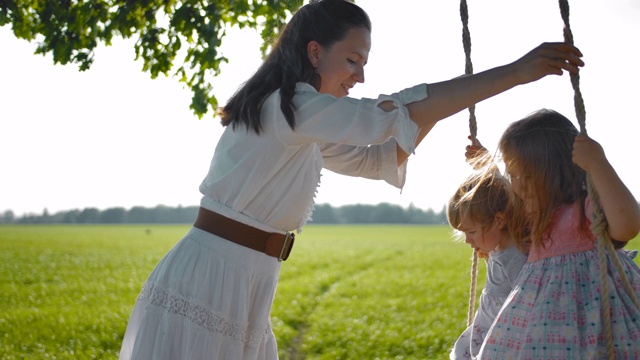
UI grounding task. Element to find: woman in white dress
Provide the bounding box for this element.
[118,0,584,358]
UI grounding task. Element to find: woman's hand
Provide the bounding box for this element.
[510,42,585,85]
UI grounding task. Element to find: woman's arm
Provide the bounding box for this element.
[396,125,433,164]
[572,134,640,241]
[391,42,584,162]
[407,42,583,129]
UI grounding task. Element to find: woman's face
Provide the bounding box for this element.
[310,26,371,97]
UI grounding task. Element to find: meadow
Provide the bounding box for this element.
[1,225,638,359]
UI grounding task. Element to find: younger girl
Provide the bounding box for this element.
[478,109,640,359]
[447,145,528,360]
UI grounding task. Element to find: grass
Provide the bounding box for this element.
[1,224,638,359]
[274,225,472,360]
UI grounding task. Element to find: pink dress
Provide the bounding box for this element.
[477,198,640,359]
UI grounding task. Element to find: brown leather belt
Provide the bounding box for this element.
[193,207,295,261]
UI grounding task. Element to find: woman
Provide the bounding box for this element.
[119,1,584,358]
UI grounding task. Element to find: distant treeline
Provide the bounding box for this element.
[0,203,447,225]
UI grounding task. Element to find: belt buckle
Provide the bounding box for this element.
[278,232,295,261]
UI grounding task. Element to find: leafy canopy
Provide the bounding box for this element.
[0,0,304,118]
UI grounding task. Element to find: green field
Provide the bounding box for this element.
[1,225,638,359]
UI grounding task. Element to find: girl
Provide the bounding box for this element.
[478,109,640,359]
[118,0,584,358]
[447,144,528,359]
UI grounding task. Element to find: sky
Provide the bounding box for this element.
[1,0,639,217]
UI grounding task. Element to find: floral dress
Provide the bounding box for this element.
[477,199,640,359]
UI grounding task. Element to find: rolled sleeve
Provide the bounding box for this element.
[277,83,427,151]
[375,83,428,155]
[378,138,408,188]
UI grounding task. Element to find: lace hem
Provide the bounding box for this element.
[137,281,271,348]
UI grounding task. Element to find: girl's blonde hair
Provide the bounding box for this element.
[447,172,509,229]
[498,109,589,249]
[447,154,511,243]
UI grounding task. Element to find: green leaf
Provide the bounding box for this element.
[2,0,304,118]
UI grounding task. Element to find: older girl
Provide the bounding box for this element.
[478,109,640,359]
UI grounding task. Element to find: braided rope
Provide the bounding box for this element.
[460,0,477,143]
[558,1,640,358]
[558,0,587,133]
[460,0,479,330]
[557,2,613,358]
[467,249,479,327]
[589,174,640,310]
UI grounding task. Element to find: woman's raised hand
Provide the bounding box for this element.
[510,42,584,85]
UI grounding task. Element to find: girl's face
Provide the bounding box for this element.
[309,26,371,97]
[507,166,537,213]
[458,214,505,254]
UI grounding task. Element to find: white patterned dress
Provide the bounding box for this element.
[118,83,428,359]
[477,199,640,359]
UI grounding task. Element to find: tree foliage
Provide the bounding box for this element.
[0,0,304,118]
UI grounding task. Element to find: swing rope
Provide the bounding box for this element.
[558,1,640,359]
[558,0,586,133]
[460,0,477,144]
[459,0,480,328]
[467,248,479,327]
[459,1,639,354]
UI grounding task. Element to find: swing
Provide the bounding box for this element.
[458,0,480,329]
[558,2,640,359]
[460,1,640,359]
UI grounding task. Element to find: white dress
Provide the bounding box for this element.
[118,82,428,359]
[450,245,528,359]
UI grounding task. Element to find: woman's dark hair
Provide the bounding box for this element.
[218,0,371,134]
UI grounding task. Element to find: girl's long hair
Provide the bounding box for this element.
[218,0,371,134]
[499,109,588,249]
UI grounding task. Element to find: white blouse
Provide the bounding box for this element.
[199,82,428,233]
